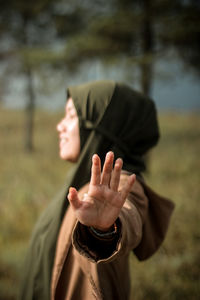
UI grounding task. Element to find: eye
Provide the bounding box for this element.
[67,112,76,119]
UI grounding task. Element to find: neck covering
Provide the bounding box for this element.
[19,80,161,300]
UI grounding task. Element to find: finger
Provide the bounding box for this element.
[120,174,136,201]
[90,154,101,185]
[68,187,82,209]
[101,151,114,186]
[110,158,123,191]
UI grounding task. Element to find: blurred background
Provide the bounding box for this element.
[0,0,199,299]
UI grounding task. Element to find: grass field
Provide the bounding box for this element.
[0,108,199,300]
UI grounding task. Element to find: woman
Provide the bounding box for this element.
[19,80,174,300]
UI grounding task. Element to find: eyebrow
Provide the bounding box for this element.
[65,105,76,114]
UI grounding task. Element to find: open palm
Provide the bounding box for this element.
[68,151,136,231]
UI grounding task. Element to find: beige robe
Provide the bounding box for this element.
[51,173,173,300]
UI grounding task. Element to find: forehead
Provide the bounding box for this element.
[65,97,76,112]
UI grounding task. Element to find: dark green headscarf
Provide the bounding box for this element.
[68,80,159,190]
[19,80,159,300]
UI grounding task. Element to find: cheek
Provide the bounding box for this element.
[69,120,79,135]
[70,121,80,147]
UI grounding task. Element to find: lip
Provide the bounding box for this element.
[59,137,68,147]
[59,134,68,140]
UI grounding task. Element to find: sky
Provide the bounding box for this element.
[2,57,200,112]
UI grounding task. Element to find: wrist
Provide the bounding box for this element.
[93,225,114,232]
[89,222,118,238]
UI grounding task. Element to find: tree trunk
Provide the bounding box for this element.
[22,15,35,152]
[25,65,35,152]
[140,0,154,171]
[141,0,154,97]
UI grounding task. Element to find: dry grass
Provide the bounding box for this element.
[0,108,199,299]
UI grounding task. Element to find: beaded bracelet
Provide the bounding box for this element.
[90,222,117,238]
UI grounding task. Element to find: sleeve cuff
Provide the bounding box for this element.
[72,218,122,262]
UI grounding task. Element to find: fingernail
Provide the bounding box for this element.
[116,157,123,164]
[106,151,113,158]
[131,174,136,181]
[92,154,99,165]
[69,187,74,193]
[115,158,122,168]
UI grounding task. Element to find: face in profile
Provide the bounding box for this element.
[57,98,81,162]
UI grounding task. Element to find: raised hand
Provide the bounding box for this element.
[68,151,136,231]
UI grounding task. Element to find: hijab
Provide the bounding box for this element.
[19,80,173,300]
[67,80,159,191]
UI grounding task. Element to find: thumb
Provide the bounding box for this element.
[68,187,81,209]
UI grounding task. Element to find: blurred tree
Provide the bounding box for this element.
[63,0,200,95]
[0,0,52,150]
[0,0,199,150]
[0,0,87,151]
[158,0,200,76]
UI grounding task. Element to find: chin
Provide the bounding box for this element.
[59,151,78,163]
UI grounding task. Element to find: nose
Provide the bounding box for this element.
[56,119,65,132]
